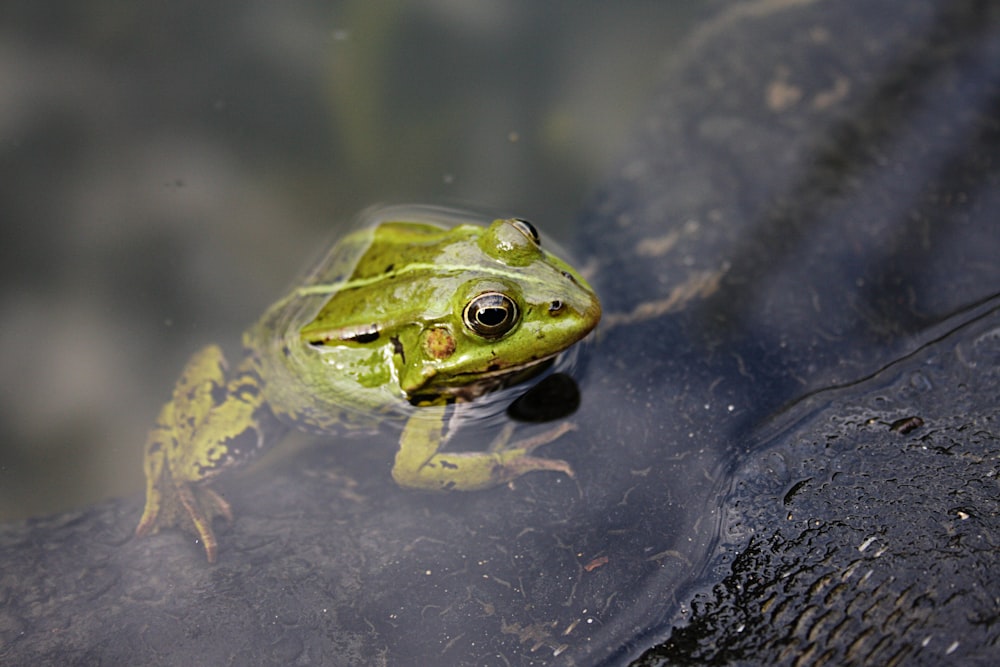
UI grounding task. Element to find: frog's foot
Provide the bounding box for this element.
[393,446,575,491]
[393,412,576,491]
[496,451,575,480]
[488,421,577,453]
[135,471,232,563]
[488,421,576,484]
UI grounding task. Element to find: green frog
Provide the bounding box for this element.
[134,208,602,562]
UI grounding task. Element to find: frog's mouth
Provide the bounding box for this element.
[410,355,557,404]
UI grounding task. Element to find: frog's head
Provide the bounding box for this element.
[299,217,600,404]
[395,218,602,401]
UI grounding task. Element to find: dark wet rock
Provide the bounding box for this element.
[635,301,1000,665]
[580,0,1000,663]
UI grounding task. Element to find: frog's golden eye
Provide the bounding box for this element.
[463,292,520,339]
[511,218,540,245]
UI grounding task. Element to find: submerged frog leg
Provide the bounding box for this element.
[487,421,577,453]
[135,344,278,562]
[392,406,574,492]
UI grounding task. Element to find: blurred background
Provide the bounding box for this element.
[0,2,703,520]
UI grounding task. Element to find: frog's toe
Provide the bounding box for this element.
[200,486,233,523]
[520,422,576,454]
[135,479,232,563]
[134,503,160,539]
[501,454,574,482]
[174,483,232,563]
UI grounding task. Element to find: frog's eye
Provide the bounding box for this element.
[510,218,540,245]
[463,292,520,339]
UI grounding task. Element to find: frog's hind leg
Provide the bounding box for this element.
[392,406,575,492]
[135,398,235,563]
[134,345,279,562]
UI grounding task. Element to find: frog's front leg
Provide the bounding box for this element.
[391,406,574,491]
[135,344,280,562]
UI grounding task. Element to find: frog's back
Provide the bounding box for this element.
[243,221,455,433]
[246,224,392,432]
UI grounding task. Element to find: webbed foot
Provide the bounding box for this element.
[392,407,576,491]
[135,431,233,563]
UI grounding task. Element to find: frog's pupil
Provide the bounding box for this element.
[478,308,507,327]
